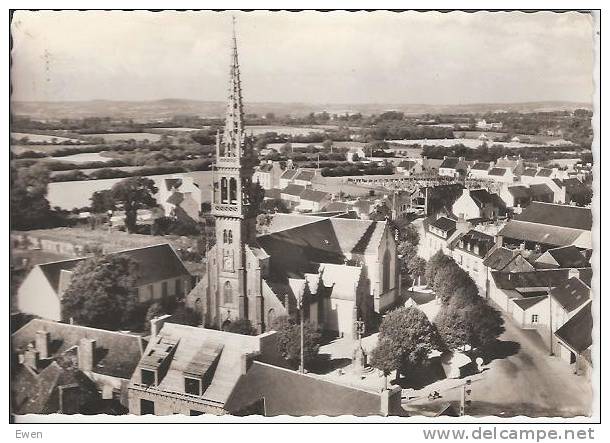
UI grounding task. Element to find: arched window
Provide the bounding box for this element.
[223,229,227,244]
[229,178,237,204]
[223,281,233,304]
[267,308,276,330]
[227,230,233,244]
[382,249,391,293]
[220,177,228,203]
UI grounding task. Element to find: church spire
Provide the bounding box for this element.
[221,16,245,157]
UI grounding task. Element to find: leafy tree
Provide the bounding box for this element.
[260,198,289,214]
[62,254,141,330]
[90,189,116,214]
[377,306,438,375]
[424,250,455,289]
[110,177,158,233]
[225,319,256,336]
[10,165,54,230]
[370,338,400,389]
[433,265,477,305]
[273,316,321,369]
[406,256,427,287]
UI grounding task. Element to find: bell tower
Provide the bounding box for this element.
[210,18,257,327]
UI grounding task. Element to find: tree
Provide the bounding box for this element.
[225,319,256,336]
[424,250,455,289]
[433,265,477,305]
[10,164,55,230]
[90,189,116,214]
[259,198,289,214]
[370,338,400,389]
[273,316,321,369]
[62,254,142,330]
[436,297,504,352]
[377,306,438,375]
[406,256,427,287]
[111,177,158,233]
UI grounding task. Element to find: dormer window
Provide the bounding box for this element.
[185,377,202,396]
[141,368,156,386]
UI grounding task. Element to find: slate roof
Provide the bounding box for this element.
[164,178,183,191]
[281,184,306,197]
[508,185,531,199]
[488,167,508,176]
[258,163,274,172]
[264,188,282,200]
[294,170,315,182]
[280,169,298,180]
[322,201,351,212]
[399,160,417,169]
[537,245,590,268]
[522,168,538,177]
[318,263,363,301]
[36,244,191,294]
[166,191,184,205]
[554,301,592,353]
[530,183,554,198]
[469,189,500,208]
[550,277,591,313]
[430,216,457,233]
[491,268,570,290]
[483,247,520,270]
[224,361,386,416]
[439,157,459,169]
[300,189,329,203]
[513,295,547,310]
[536,168,554,177]
[498,221,587,248]
[132,323,267,406]
[515,202,592,231]
[12,319,146,380]
[471,162,492,171]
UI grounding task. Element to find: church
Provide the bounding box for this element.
[186,26,399,338]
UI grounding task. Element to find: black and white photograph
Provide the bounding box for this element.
[7,6,601,432]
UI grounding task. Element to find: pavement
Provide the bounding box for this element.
[315,298,593,417]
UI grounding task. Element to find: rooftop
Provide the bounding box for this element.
[550,277,591,313]
[554,301,592,353]
[514,202,592,231]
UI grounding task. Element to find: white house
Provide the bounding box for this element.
[452,188,505,221]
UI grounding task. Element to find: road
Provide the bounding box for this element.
[405,313,593,417]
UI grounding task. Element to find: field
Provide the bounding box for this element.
[11,132,83,144]
[388,138,553,149]
[11,144,98,155]
[48,152,112,164]
[245,125,327,136]
[82,132,164,142]
[151,127,207,133]
[47,170,213,210]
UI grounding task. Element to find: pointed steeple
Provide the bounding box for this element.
[221,16,245,157]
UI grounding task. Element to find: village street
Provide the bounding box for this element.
[403,312,593,417]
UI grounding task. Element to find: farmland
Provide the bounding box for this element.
[11,132,84,144]
[245,125,326,136]
[82,132,164,142]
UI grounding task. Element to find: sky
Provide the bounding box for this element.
[10,10,595,105]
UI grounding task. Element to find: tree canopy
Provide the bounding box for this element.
[110,176,158,233]
[62,254,142,330]
[377,306,438,372]
[424,250,456,290]
[272,316,321,369]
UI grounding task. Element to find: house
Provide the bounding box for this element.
[535,245,591,269]
[529,183,555,203]
[452,188,505,221]
[127,319,285,416]
[496,156,525,176]
[555,301,593,378]
[279,169,299,188]
[500,185,532,209]
[253,161,283,190]
[293,170,316,187]
[486,167,515,183]
[297,189,331,212]
[16,244,193,322]
[450,229,496,295]
[438,157,469,178]
[553,178,591,205]
[497,202,592,251]
[225,361,404,416]
[396,160,423,176]
[158,175,202,222]
[468,162,493,179]
[11,319,146,415]
[280,184,306,205]
[476,119,503,131]
[421,215,471,260]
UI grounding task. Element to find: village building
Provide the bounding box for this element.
[158,175,202,222]
[497,202,592,251]
[253,161,283,190]
[451,188,505,221]
[438,156,470,178]
[12,319,146,414]
[185,29,398,338]
[16,244,192,322]
[468,161,493,179]
[554,301,593,378]
[450,229,496,295]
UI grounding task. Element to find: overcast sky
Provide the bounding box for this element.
[10,10,594,105]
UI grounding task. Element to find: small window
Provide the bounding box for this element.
[141,369,156,386]
[531,314,539,323]
[185,377,201,396]
[190,410,204,416]
[140,399,155,415]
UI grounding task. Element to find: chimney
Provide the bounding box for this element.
[150,314,172,338]
[24,345,40,372]
[456,215,471,234]
[78,338,96,372]
[35,330,51,359]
